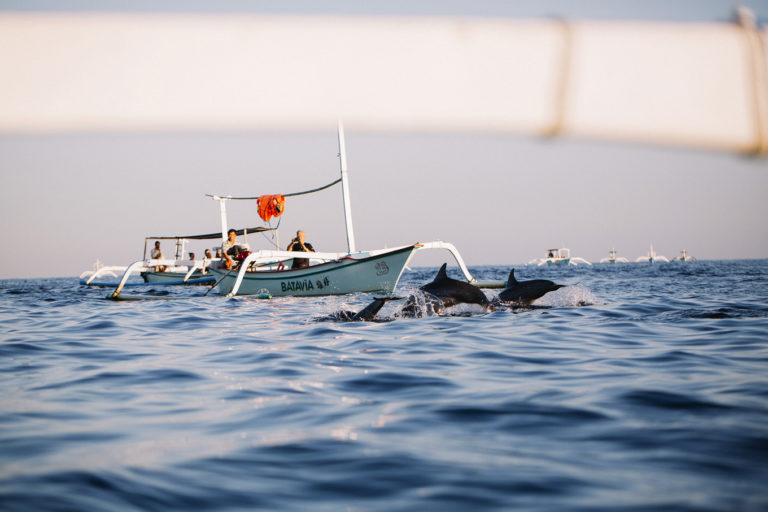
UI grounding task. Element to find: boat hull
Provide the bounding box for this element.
[141,270,215,285]
[209,245,417,296]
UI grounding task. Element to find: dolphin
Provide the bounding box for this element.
[419,263,491,310]
[332,296,403,322]
[332,264,490,322]
[497,268,564,305]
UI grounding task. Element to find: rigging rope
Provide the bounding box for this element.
[211,177,342,248]
[228,178,342,200]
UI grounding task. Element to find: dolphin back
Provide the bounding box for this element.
[433,263,449,282]
[420,263,490,308]
[498,272,565,305]
[507,268,518,286]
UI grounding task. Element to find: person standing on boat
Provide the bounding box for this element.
[151,241,166,272]
[286,230,315,269]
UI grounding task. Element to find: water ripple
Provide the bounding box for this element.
[1,262,767,511]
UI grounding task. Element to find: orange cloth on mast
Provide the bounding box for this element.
[257,194,285,222]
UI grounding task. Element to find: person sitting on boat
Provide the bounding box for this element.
[201,248,213,272]
[286,230,315,269]
[222,229,244,270]
[151,241,166,272]
[222,229,239,252]
[222,229,253,270]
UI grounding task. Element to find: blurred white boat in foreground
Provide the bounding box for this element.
[0,8,765,155]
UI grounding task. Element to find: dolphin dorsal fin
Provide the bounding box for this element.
[507,268,518,286]
[434,263,449,281]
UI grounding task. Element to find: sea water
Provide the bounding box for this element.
[1,260,767,511]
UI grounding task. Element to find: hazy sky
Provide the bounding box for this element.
[1,1,767,279]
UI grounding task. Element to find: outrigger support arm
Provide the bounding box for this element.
[83,265,127,285]
[415,241,476,283]
[109,260,147,299]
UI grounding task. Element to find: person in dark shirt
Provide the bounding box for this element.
[286,230,315,269]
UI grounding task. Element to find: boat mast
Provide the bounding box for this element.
[338,121,356,253]
[214,195,230,244]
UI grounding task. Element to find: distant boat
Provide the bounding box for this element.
[529,247,592,267]
[672,249,696,262]
[636,243,669,263]
[600,248,629,263]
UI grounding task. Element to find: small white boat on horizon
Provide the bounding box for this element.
[636,243,669,263]
[672,249,697,262]
[600,248,629,263]
[528,247,592,267]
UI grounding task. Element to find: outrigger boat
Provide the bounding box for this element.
[599,248,629,263]
[672,249,696,262]
[636,243,669,263]
[528,248,592,267]
[94,122,485,299]
[79,227,271,287]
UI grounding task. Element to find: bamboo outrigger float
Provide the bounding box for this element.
[83,122,484,299]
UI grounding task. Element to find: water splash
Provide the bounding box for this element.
[530,284,599,307]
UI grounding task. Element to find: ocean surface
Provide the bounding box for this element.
[1,260,767,511]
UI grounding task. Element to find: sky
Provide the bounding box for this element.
[1,0,767,279]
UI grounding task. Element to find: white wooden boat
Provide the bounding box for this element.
[599,248,629,263]
[79,226,269,287]
[672,249,696,262]
[528,247,592,267]
[209,245,418,297]
[97,123,482,299]
[636,243,669,263]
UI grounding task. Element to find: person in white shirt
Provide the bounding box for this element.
[150,241,166,272]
